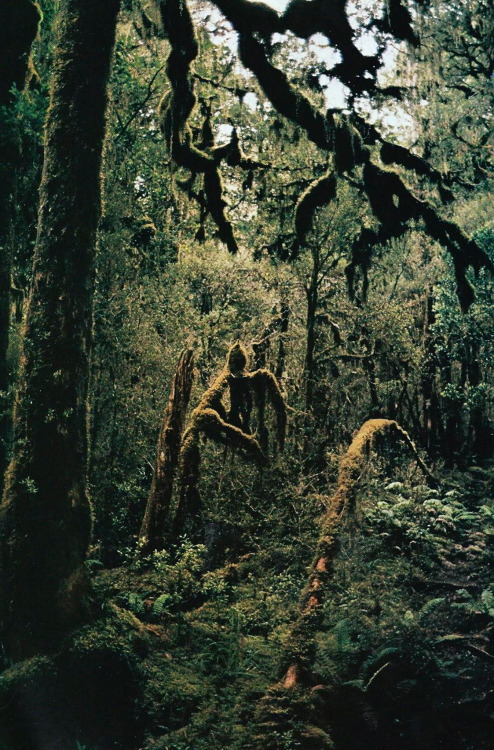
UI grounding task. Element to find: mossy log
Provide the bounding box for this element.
[254,419,434,747]
[138,348,195,556]
[283,419,434,685]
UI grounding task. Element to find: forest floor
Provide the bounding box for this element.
[89,461,494,750]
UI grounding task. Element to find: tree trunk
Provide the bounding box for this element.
[0,0,42,493]
[0,0,120,661]
[466,340,492,459]
[139,348,195,555]
[275,298,290,381]
[421,290,442,455]
[305,272,318,414]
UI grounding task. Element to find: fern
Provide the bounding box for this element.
[418,597,446,622]
[359,646,400,683]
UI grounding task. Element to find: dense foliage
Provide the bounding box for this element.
[0,0,493,748]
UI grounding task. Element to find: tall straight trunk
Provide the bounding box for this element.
[0,0,120,661]
[305,270,318,413]
[421,290,442,454]
[467,340,492,458]
[0,243,11,490]
[275,298,290,381]
[0,0,42,493]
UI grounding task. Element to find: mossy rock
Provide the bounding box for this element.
[0,610,146,750]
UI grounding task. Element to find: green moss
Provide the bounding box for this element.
[0,609,146,750]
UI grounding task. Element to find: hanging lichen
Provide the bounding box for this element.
[210,0,492,310]
[173,342,287,538]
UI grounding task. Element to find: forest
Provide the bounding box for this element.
[0,0,493,748]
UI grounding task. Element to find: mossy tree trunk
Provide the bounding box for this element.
[255,420,435,749]
[275,298,290,381]
[139,348,195,556]
[0,0,42,493]
[0,0,120,661]
[467,342,491,458]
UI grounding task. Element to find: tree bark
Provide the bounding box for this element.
[0,0,120,661]
[139,348,195,555]
[466,339,492,459]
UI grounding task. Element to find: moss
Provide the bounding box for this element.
[379,141,454,202]
[139,348,195,555]
[0,609,146,750]
[294,171,337,246]
[156,0,242,253]
[354,159,493,311]
[143,659,207,735]
[0,0,120,661]
[173,344,287,538]
[215,0,491,309]
[250,422,436,747]
[253,419,435,747]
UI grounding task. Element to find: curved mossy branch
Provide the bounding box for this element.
[156,0,268,253]
[173,343,287,538]
[352,160,494,311]
[254,419,434,747]
[294,170,337,248]
[281,418,434,686]
[350,112,456,202]
[379,141,454,203]
[238,32,347,154]
[215,0,429,88]
[214,0,381,94]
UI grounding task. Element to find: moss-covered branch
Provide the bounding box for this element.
[211,0,492,307]
[255,419,435,748]
[155,0,269,253]
[173,343,287,538]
